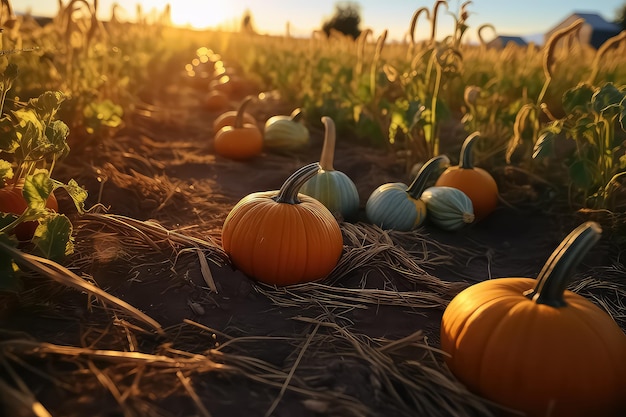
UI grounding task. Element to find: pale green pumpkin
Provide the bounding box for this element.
[420,186,475,231]
[263,108,310,150]
[365,155,449,231]
[299,116,360,221]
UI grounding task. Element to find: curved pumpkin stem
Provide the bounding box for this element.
[319,116,336,171]
[289,108,303,122]
[234,96,254,128]
[459,131,480,169]
[274,162,321,205]
[525,221,602,307]
[406,155,450,199]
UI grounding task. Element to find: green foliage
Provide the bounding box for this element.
[533,82,626,210]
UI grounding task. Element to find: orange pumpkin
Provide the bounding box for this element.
[435,132,498,220]
[440,221,626,417]
[221,162,343,286]
[212,108,257,135]
[0,179,59,242]
[214,97,262,160]
[206,90,230,112]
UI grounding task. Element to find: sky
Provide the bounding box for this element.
[13,0,625,44]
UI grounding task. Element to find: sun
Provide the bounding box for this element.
[167,0,234,29]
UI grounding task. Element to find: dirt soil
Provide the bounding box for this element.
[0,66,624,417]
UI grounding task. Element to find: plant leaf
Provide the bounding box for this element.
[46,120,71,159]
[28,91,65,121]
[562,83,594,115]
[61,179,88,214]
[23,172,54,213]
[591,82,624,117]
[0,159,13,184]
[32,214,74,261]
[533,123,561,159]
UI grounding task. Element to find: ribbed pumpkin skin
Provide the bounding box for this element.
[435,167,497,221]
[420,186,474,231]
[300,170,360,221]
[263,118,309,150]
[365,183,425,231]
[221,192,343,286]
[435,132,498,221]
[441,277,626,417]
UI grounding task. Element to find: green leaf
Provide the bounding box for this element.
[0,159,13,184]
[533,123,562,159]
[562,83,594,115]
[46,120,71,159]
[0,116,20,153]
[32,214,74,261]
[12,108,46,161]
[61,179,89,214]
[28,91,65,121]
[591,83,624,117]
[23,172,54,213]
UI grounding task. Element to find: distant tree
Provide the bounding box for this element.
[240,10,256,34]
[322,2,362,39]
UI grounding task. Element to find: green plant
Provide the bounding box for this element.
[0,66,87,288]
[533,82,626,211]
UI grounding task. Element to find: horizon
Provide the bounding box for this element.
[13,1,625,44]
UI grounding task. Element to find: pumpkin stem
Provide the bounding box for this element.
[525,221,602,307]
[274,162,321,204]
[319,116,336,171]
[459,131,480,169]
[289,108,303,122]
[234,96,254,128]
[406,155,450,199]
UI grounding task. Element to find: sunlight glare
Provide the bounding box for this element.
[168,0,234,29]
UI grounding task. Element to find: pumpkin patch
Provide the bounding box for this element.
[3,3,626,417]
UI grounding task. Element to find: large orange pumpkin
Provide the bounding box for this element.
[435,131,498,221]
[221,162,343,286]
[214,96,263,160]
[440,221,626,417]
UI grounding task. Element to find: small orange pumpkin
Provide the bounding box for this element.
[440,221,626,417]
[435,132,498,220]
[221,163,343,286]
[206,90,230,112]
[212,108,257,135]
[214,97,263,160]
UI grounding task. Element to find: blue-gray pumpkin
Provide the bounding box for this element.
[365,155,449,231]
[299,116,360,221]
